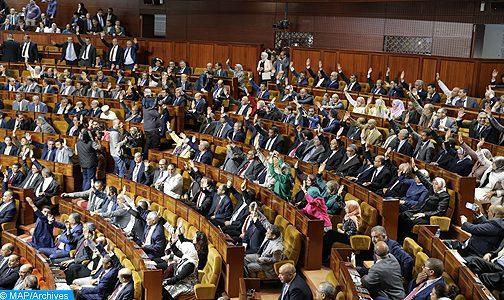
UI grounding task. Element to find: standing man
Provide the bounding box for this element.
[75,130,100,191]
[278,263,312,300]
[20,35,38,63]
[52,37,80,66]
[0,34,20,62]
[76,32,96,67]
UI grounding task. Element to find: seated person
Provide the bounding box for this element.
[0,190,17,232]
[316,163,345,215]
[404,258,445,300]
[70,253,119,300]
[162,242,199,300]
[398,159,449,241]
[0,254,21,289]
[38,213,83,260]
[361,241,406,300]
[244,225,283,278]
[322,200,361,264]
[399,169,430,212]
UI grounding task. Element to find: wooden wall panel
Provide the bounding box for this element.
[338,52,369,82]
[173,43,188,63]
[230,45,258,73]
[476,62,504,96]
[369,54,388,80]
[291,49,321,72]
[388,56,421,83]
[188,43,214,68]
[421,58,438,84]
[213,44,230,65]
[321,51,338,72]
[439,60,475,91]
[147,41,173,64]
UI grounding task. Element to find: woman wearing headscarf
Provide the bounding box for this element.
[257,52,273,83]
[390,99,405,120]
[162,242,199,300]
[398,158,450,240]
[369,97,389,118]
[459,136,493,184]
[316,163,345,215]
[322,200,361,264]
[301,184,332,229]
[265,152,293,201]
[226,59,247,95]
[475,156,504,205]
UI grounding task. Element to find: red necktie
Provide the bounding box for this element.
[404,281,426,300]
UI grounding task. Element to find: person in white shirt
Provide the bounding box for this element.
[99,105,118,120]
[436,73,460,106]
[25,62,45,79]
[162,163,183,199]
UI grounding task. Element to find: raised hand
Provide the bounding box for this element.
[457,108,465,119]
[386,67,390,76]
[305,58,310,67]
[318,60,322,69]
[368,67,372,74]
[458,132,464,145]
[477,138,485,150]
[337,63,342,72]
[436,72,440,81]
[492,69,498,78]
[400,71,405,80]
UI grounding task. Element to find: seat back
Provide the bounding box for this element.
[132,270,143,300]
[403,237,423,258]
[446,189,456,218]
[283,225,302,265]
[212,145,227,167]
[413,251,429,278]
[274,215,290,235]
[199,247,222,298]
[262,205,277,224]
[357,202,377,235]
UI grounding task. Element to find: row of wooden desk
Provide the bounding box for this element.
[104,173,245,298]
[1,230,56,290]
[59,200,163,300]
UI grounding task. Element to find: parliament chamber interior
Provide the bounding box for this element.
[0,0,503,299]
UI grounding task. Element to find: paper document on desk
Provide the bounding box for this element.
[450,250,467,264]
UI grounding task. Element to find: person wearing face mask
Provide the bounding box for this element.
[475,156,504,206]
[398,158,450,241]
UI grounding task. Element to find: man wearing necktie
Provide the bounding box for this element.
[122,38,139,69]
[404,258,444,300]
[77,34,96,67]
[0,255,21,290]
[100,33,123,68]
[244,225,284,278]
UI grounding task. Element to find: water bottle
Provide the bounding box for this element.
[435,228,441,238]
[351,252,356,268]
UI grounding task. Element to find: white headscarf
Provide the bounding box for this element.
[179,242,198,267]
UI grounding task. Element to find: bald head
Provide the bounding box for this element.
[278,263,296,284]
[118,267,133,283]
[374,241,389,258]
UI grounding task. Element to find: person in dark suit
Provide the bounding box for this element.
[250,79,270,99]
[457,110,496,144]
[318,138,345,171]
[1,163,25,188]
[0,189,16,232]
[19,159,43,189]
[278,263,313,300]
[338,63,361,92]
[100,34,123,68]
[448,148,473,177]
[214,180,251,229]
[227,147,265,182]
[122,38,139,69]
[32,168,60,208]
[189,174,214,218]
[335,144,361,177]
[108,268,135,300]
[208,184,233,224]
[362,241,406,300]
[25,197,55,250]
[367,68,387,95]
[227,122,246,143]
[455,89,479,109]
[455,206,504,258]
[398,160,450,240]
[71,254,119,300]
[254,123,285,153]
[52,36,81,65]
[177,74,194,91]
[3,77,21,92]
[0,136,19,156]
[140,211,167,259]
[0,18,14,31]
[404,258,445,300]
[361,155,392,191]
[76,33,96,67]
[380,162,412,199]
[39,212,82,259]
[126,152,151,185]
[19,34,39,63]
[424,83,441,104]
[187,140,213,165]
[0,254,21,289]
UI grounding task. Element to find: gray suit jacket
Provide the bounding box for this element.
[67,189,107,211]
[362,254,406,300]
[59,85,76,96]
[101,205,131,229]
[12,100,29,111]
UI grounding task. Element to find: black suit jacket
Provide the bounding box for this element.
[278,274,313,300]
[336,155,361,177]
[54,41,81,61]
[318,147,345,171]
[396,140,414,157]
[0,40,20,62]
[101,38,124,65]
[461,215,504,257]
[367,167,392,190]
[19,42,39,62]
[448,157,473,177]
[0,266,20,289]
[192,189,214,218]
[77,36,97,66]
